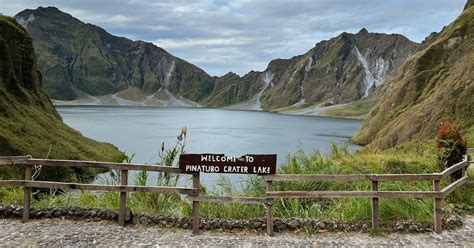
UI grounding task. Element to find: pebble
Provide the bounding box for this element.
[0,217,473,247]
[0,205,464,233]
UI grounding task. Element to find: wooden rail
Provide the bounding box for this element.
[263,173,442,182]
[188,195,268,205]
[263,155,470,235]
[0,156,198,226]
[0,154,471,236]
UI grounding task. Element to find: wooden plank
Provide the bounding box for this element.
[0,180,25,187]
[371,181,379,229]
[441,159,468,178]
[266,180,274,237]
[441,176,469,197]
[268,191,374,198]
[118,169,128,226]
[188,195,266,205]
[23,165,33,222]
[263,173,441,182]
[26,159,185,174]
[0,156,30,165]
[267,190,441,199]
[433,180,442,234]
[192,173,200,235]
[23,181,197,195]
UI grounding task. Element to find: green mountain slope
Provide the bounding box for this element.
[353,1,474,149]
[0,16,123,179]
[15,7,214,105]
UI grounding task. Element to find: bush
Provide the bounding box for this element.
[435,122,468,171]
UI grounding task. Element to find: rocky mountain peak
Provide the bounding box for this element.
[222,72,240,78]
[357,28,369,35]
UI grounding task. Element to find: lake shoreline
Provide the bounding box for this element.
[53,103,365,121]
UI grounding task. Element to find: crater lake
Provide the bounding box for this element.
[57,106,363,187]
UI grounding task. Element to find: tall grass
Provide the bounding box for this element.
[0,139,472,223]
[128,128,186,215]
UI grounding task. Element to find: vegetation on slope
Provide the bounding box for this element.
[319,97,377,119]
[0,16,123,181]
[15,7,215,102]
[353,1,474,149]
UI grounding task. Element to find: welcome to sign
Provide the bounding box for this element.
[179,154,277,175]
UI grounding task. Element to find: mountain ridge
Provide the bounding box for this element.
[15,6,419,112]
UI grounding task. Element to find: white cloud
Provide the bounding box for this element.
[0,0,467,76]
[154,37,256,49]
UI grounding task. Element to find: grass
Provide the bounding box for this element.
[2,140,472,223]
[319,97,377,119]
[273,102,315,113]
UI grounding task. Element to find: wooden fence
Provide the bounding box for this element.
[0,154,471,235]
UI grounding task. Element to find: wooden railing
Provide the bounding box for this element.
[0,154,471,235]
[263,155,470,235]
[0,156,199,227]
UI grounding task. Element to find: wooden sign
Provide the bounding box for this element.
[179,154,277,175]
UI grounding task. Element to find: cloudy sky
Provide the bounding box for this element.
[0,0,467,76]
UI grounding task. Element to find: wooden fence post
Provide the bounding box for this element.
[433,179,442,234]
[118,169,128,226]
[192,172,200,234]
[461,155,467,177]
[266,180,274,236]
[371,180,379,229]
[22,164,33,222]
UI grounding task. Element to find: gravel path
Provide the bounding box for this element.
[0,217,473,247]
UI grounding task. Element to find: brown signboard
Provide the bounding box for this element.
[179,154,277,175]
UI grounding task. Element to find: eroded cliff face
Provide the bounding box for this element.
[353,1,474,149]
[15,7,418,110]
[0,16,122,171]
[15,7,214,106]
[259,29,418,110]
[205,29,418,110]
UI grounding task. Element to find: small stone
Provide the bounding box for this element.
[408,224,421,232]
[53,210,62,217]
[395,223,404,232]
[315,221,325,230]
[252,221,261,229]
[275,222,287,231]
[288,219,299,229]
[125,208,132,222]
